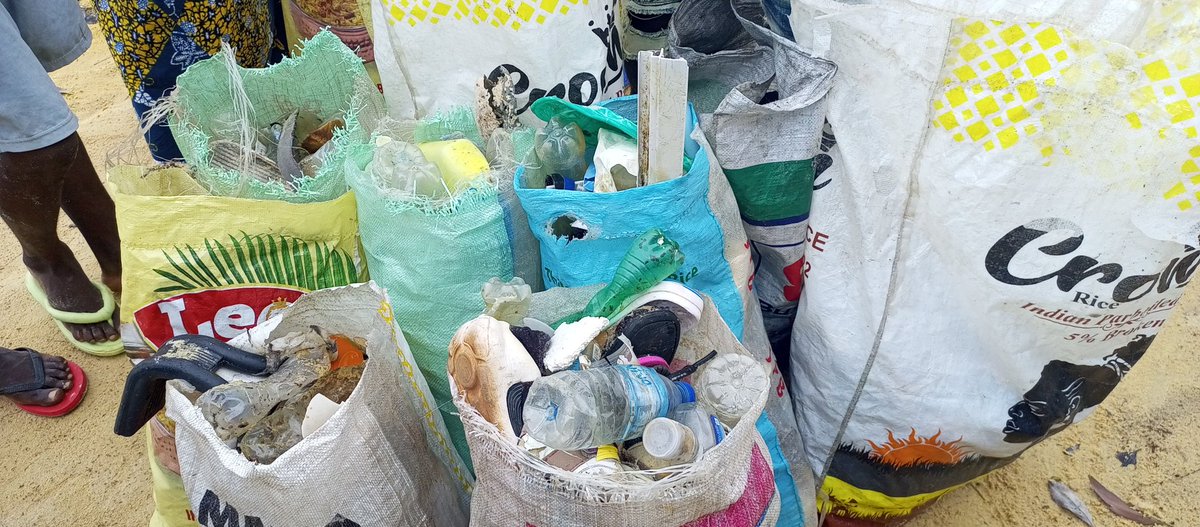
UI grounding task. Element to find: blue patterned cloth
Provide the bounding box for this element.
[95,0,286,161]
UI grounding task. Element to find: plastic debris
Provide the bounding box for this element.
[534,116,587,180]
[482,277,533,324]
[1116,450,1139,467]
[544,317,609,373]
[238,363,364,464]
[556,228,685,325]
[448,316,541,441]
[197,328,335,444]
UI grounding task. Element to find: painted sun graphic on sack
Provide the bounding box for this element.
[380,0,588,29]
[866,429,968,468]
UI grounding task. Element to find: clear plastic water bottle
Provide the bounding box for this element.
[668,401,724,453]
[523,365,695,450]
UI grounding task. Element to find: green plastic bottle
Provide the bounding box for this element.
[557,229,685,326]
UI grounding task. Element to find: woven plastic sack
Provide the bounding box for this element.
[167,283,472,526]
[368,0,626,123]
[109,166,364,355]
[344,113,541,470]
[514,95,814,525]
[456,286,806,527]
[669,0,837,366]
[169,30,385,203]
[147,429,197,527]
[788,0,1200,520]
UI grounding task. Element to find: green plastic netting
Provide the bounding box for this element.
[169,30,384,203]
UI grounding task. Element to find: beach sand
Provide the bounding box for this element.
[1,25,1196,527]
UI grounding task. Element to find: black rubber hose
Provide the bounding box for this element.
[113,335,271,437]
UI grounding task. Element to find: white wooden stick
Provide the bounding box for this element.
[637,51,689,187]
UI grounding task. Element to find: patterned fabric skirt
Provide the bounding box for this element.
[95,0,285,160]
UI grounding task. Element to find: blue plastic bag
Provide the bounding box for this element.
[515,96,746,338]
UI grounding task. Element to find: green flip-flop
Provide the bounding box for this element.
[24,273,124,357]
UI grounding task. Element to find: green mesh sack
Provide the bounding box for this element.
[344,112,541,472]
[169,30,384,203]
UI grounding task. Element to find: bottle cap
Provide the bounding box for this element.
[676,381,696,403]
[697,354,765,423]
[642,418,694,459]
[596,444,619,462]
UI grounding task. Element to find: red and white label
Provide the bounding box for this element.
[134,287,305,349]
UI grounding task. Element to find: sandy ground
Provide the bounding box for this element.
[1,25,1198,527]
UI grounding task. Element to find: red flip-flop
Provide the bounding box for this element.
[3,349,88,417]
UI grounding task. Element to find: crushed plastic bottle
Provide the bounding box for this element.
[522,364,695,451]
[196,328,336,444]
[370,136,450,199]
[534,116,587,181]
[557,229,685,326]
[481,277,532,324]
[238,363,364,464]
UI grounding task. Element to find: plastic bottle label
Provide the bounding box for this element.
[710,415,725,444]
[619,366,670,439]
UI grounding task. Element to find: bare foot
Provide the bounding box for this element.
[0,348,73,406]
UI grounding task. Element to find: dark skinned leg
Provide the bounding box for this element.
[0,133,119,344]
[57,133,121,294]
[0,348,72,406]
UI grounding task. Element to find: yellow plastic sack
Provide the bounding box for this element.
[147,427,196,527]
[109,166,364,353]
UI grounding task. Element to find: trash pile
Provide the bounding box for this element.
[451,229,768,492]
[195,328,365,464]
[447,231,783,525]
[451,229,759,480]
[100,0,1200,524]
[165,30,383,202]
[116,325,367,465]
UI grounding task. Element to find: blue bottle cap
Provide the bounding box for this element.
[675,381,696,403]
[544,173,577,190]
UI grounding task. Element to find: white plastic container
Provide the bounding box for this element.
[641,417,699,468]
[695,353,767,426]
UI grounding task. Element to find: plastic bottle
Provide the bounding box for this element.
[522,365,695,450]
[668,402,723,453]
[641,418,699,467]
[574,444,623,476]
[370,136,449,199]
[694,354,767,426]
[556,229,685,326]
[534,116,587,180]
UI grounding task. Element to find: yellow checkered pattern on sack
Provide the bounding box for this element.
[934,7,1200,212]
[380,0,588,28]
[932,20,1069,154]
[1136,4,1200,211]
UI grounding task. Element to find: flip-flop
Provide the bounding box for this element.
[24,273,124,356]
[0,348,88,417]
